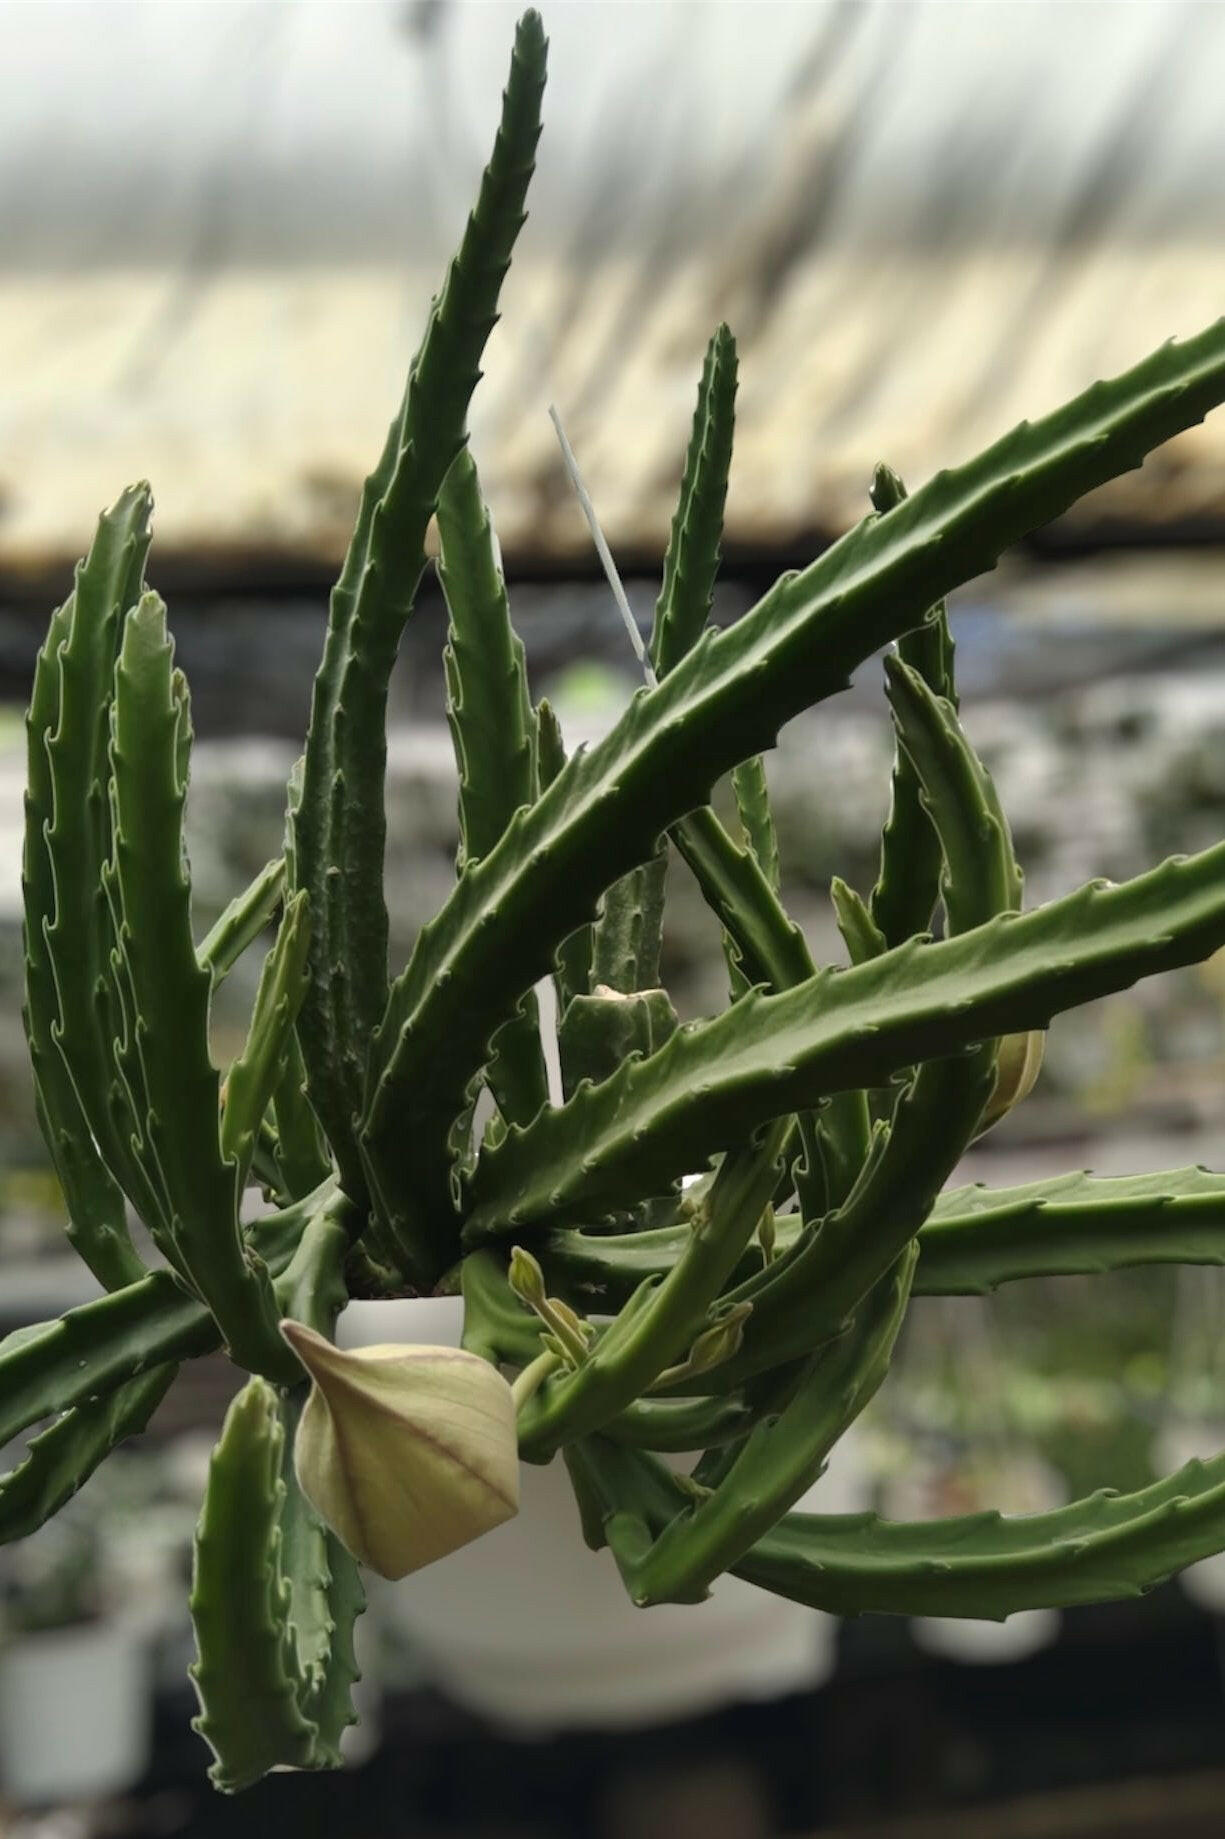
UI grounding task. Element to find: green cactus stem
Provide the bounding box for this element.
[438,445,550,1131]
[293,13,547,1277]
[467,840,1225,1238]
[367,318,1225,1276]
[190,1378,362,1790]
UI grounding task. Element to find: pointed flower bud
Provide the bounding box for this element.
[281,1320,520,1582]
[507,1246,590,1365]
[683,1301,753,1378]
[507,1244,547,1308]
[547,1295,595,1348]
[653,1301,754,1389]
[981,1029,1046,1132]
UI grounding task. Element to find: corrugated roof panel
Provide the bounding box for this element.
[2,0,1224,574]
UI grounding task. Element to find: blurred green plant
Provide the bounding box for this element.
[0,1451,154,1638]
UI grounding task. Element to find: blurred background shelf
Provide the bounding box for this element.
[0,1257,102,1322]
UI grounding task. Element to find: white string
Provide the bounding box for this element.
[536,404,658,1108]
[548,402,658,689]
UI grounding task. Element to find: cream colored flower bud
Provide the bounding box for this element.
[281,1320,520,1581]
[980,1030,1046,1133]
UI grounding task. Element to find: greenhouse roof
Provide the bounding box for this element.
[3,0,1225,577]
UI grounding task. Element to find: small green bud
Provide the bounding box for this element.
[548,1295,595,1347]
[757,1205,777,1267]
[654,1301,754,1389]
[507,1247,591,1364]
[508,1245,547,1308]
[281,1320,519,1581]
[684,1301,752,1376]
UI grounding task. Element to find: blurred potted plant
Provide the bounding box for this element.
[0,1464,152,1804]
[871,1297,1064,1664]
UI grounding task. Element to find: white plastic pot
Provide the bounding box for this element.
[0,1618,150,1805]
[885,1449,1063,1665]
[338,1296,866,1732]
[909,1605,1059,1665]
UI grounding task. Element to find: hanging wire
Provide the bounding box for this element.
[547,403,658,689]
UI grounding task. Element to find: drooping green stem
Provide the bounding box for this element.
[602,1252,912,1603]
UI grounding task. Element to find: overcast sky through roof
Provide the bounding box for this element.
[2,1,1223,271]
[3,0,1224,573]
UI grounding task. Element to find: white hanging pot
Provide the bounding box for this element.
[0,1617,150,1805]
[910,1606,1059,1665]
[885,1449,1063,1665]
[337,1296,866,1732]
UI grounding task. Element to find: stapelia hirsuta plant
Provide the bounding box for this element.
[10,7,1225,1790]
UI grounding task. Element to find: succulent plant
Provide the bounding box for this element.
[10,5,1225,1790]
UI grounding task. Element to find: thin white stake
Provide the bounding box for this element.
[548,403,658,689]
